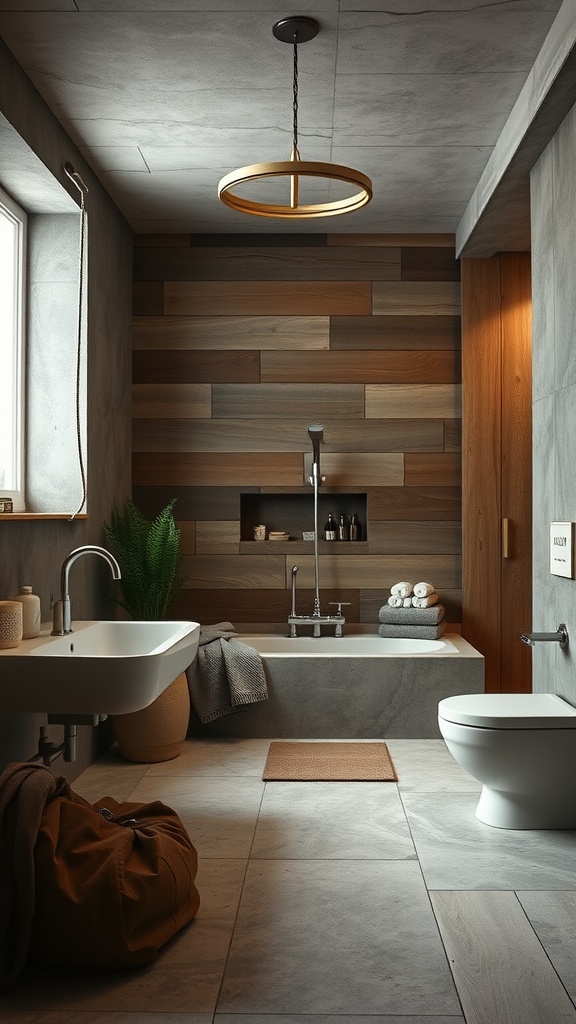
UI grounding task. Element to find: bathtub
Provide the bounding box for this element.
[239,634,460,657]
[190,632,484,740]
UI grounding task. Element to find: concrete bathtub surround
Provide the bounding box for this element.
[190,632,484,739]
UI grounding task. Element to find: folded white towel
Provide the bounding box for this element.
[414,582,435,599]
[412,594,439,608]
[391,581,414,599]
[387,596,403,608]
[403,597,412,607]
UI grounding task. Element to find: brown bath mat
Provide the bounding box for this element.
[262,741,398,782]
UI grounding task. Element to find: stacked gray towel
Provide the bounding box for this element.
[378,602,445,640]
[187,621,268,724]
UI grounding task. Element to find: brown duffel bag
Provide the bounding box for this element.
[0,763,200,985]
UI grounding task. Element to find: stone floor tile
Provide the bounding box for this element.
[251,780,416,859]
[127,773,265,858]
[217,860,460,1016]
[386,738,481,792]
[516,890,576,1002]
[145,737,271,777]
[215,1017,464,1023]
[403,791,576,889]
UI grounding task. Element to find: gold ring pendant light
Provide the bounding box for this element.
[218,16,372,219]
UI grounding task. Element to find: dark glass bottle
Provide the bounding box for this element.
[324,513,337,541]
[338,513,349,541]
[349,513,361,541]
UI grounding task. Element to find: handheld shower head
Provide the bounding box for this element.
[307,424,324,467]
[64,162,89,196]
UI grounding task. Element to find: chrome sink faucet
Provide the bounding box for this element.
[51,545,121,635]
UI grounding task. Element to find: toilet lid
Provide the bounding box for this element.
[438,692,576,729]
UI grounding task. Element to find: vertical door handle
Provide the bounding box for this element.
[502,517,510,559]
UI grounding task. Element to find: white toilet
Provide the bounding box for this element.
[438,692,576,829]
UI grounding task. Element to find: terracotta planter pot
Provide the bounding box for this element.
[112,671,190,763]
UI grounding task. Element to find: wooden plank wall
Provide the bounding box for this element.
[132,233,462,632]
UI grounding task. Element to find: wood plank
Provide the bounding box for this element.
[195,520,240,554]
[176,520,196,554]
[132,280,163,315]
[373,281,461,315]
[366,384,462,418]
[134,246,401,282]
[291,554,461,589]
[431,891,576,1024]
[261,350,460,384]
[164,281,372,316]
[404,453,462,487]
[182,554,286,588]
[133,349,259,384]
[134,234,192,247]
[367,521,461,554]
[132,384,211,419]
[132,417,444,453]
[304,453,404,488]
[328,234,455,247]
[172,587,358,624]
[330,314,461,351]
[189,233,328,248]
[133,452,304,487]
[461,256,502,692]
[444,419,462,452]
[133,315,329,350]
[500,252,532,693]
[132,485,249,521]
[401,246,460,281]
[212,384,365,420]
[368,485,462,521]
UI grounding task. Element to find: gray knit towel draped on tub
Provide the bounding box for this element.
[186,622,268,724]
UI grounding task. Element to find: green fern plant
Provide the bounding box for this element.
[103,498,185,620]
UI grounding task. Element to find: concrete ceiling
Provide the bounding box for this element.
[0,0,566,235]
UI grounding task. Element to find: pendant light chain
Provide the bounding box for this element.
[292,37,299,153]
[217,15,372,218]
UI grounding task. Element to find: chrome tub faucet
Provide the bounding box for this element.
[288,565,350,638]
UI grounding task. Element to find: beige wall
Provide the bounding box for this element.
[133,233,462,633]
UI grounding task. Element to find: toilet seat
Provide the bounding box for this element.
[438,692,576,729]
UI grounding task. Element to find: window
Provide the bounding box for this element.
[0,187,26,511]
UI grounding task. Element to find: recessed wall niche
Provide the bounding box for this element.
[240,492,368,543]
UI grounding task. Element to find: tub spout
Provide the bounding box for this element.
[288,612,346,638]
[520,623,569,650]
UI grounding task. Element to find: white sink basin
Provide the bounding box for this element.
[0,619,200,715]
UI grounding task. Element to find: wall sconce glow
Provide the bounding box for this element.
[218,17,372,220]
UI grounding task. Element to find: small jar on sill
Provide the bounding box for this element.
[12,586,41,638]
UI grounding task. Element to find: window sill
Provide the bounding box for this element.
[0,513,89,521]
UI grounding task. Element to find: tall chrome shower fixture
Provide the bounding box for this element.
[307,423,325,617]
[288,424,347,637]
[307,423,324,487]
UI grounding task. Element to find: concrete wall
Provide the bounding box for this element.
[530,100,576,700]
[0,39,132,776]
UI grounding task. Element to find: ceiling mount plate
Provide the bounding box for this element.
[272,16,320,44]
